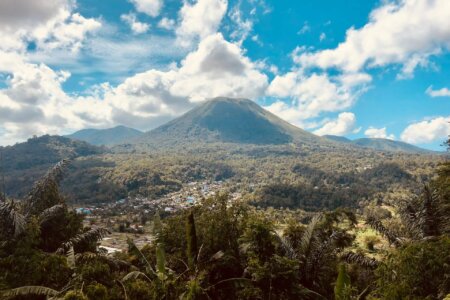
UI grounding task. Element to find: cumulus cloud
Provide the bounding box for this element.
[0,59,108,146]
[158,17,175,30]
[0,0,71,29]
[365,127,395,140]
[228,2,253,45]
[0,0,100,54]
[295,0,450,78]
[129,0,163,17]
[426,86,450,97]
[33,12,101,52]
[0,33,268,144]
[121,13,150,34]
[176,0,228,48]
[266,71,371,120]
[313,112,360,136]
[400,117,450,144]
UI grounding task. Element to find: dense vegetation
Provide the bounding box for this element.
[254,162,414,210]
[1,138,449,299]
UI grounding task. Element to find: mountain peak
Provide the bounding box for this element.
[133,97,322,148]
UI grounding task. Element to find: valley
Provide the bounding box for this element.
[0,98,448,300]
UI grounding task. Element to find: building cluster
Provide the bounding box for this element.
[74,180,239,253]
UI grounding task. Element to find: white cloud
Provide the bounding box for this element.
[426,86,450,97]
[89,33,268,128]
[158,17,175,30]
[0,1,100,54]
[297,22,310,35]
[401,117,450,144]
[229,2,253,45]
[319,32,326,42]
[296,0,450,78]
[266,71,371,120]
[313,112,359,136]
[0,0,71,29]
[365,127,395,140]
[0,59,108,146]
[129,0,163,17]
[33,12,101,52]
[0,33,268,144]
[176,0,228,48]
[121,13,150,34]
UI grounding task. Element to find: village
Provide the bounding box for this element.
[72,180,242,253]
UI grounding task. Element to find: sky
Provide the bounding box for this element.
[0,0,449,150]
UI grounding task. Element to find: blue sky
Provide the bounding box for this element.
[0,0,449,150]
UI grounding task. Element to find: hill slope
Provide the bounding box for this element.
[351,138,432,153]
[67,125,143,146]
[323,135,352,143]
[323,135,431,154]
[0,135,105,198]
[131,97,328,149]
[0,135,104,171]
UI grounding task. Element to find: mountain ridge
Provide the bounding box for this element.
[66,125,143,146]
[323,135,433,154]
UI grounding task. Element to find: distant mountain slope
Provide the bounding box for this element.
[131,97,328,148]
[323,135,352,143]
[351,138,432,153]
[67,125,143,146]
[0,135,104,171]
[323,135,432,154]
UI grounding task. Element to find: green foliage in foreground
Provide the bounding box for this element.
[0,157,449,299]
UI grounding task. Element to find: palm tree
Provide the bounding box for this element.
[0,160,116,300]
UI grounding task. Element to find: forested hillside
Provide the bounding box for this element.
[0,143,449,299]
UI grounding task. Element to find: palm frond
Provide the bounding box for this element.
[273,230,297,259]
[366,217,401,246]
[398,200,423,239]
[299,214,322,255]
[67,246,76,269]
[340,251,380,269]
[122,271,152,283]
[56,227,110,254]
[0,201,26,238]
[1,286,59,298]
[25,159,70,216]
[76,251,131,270]
[420,185,441,237]
[39,204,66,224]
